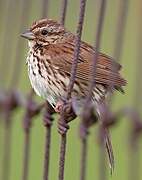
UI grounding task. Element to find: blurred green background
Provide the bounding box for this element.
[0,0,142,180]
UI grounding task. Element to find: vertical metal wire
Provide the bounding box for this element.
[22,89,33,180]
[108,0,129,103]
[58,1,87,180]
[1,107,12,180]
[80,135,88,180]
[22,129,31,180]
[0,0,16,88]
[83,0,106,103]
[113,0,129,63]
[99,126,107,180]
[43,101,54,180]
[128,141,140,180]
[81,0,107,179]
[58,0,68,180]
[128,3,142,180]
[133,2,142,109]
[38,1,56,180]
[1,0,31,177]
[0,0,19,179]
[42,0,49,18]
[60,0,68,25]
[9,0,31,89]
[66,0,86,100]
[43,126,51,180]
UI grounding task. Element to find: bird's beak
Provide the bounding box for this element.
[21,30,35,40]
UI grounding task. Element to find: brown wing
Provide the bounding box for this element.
[43,38,126,90]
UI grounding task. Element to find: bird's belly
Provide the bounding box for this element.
[27,55,59,107]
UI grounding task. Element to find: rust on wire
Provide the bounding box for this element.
[79,0,108,179]
[9,1,35,180]
[80,127,88,180]
[0,0,23,179]
[10,0,31,88]
[113,0,129,63]
[128,4,142,180]
[60,0,68,26]
[1,0,31,178]
[0,0,16,88]
[58,0,87,180]
[42,0,49,18]
[109,0,129,104]
[84,0,106,103]
[1,91,19,180]
[43,101,54,180]
[22,90,44,180]
[133,3,142,108]
[40,1,57,180]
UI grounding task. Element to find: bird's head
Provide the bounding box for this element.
[21,19,70,47]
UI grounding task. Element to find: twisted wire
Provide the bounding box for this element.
[58,1,87,180]
[58,0,69,180]
[113,0,129,63]
[80,134,88,180]
[22,129,31,180]
[10,0,31,88]
[109,0,129,104]
[66,0,86,100]
[60,0,68,25]
[128,3,142,180]
[43,101,54,180]
[42,0,49,18]
[84,0,106,104]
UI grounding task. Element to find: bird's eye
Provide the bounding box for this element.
[41,29,48,35]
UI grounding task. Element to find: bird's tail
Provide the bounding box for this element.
[104,128,114,173]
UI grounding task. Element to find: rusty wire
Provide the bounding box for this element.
[22,92,44,180]
[84,0,106,104]
[58,1,87,180]
[58,1,68,180]
[43,101,54,180]
[0,1,21,179]
[133,3,142,108]
[22,89,33,180]
[1,92,19,180]
[42,0,49,18]
[109,0,129,104]
[99,126,107,180]
[22,128,31,180]
[113,0,129,64]
[60,0,68,26]
[38,1,58,180]
[9,0,31,89]
[66,0,86,100]
[1,108,12,180]
[0,0,17,88]
[80,127,88,180]
[57,1,69,180]
[80,0,107,179]
[21,1,52,180]
[1,0,31,177]
[1,0,34,180]
[128,4,142,180]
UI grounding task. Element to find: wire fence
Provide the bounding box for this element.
[0,0,142,180]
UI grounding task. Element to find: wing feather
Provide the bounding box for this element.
[43,38,126,90]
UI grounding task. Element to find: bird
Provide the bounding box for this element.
[21,18,126,171]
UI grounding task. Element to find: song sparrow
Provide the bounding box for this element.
[21,19,126,170]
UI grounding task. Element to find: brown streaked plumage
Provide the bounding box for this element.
[21,18,127,171]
